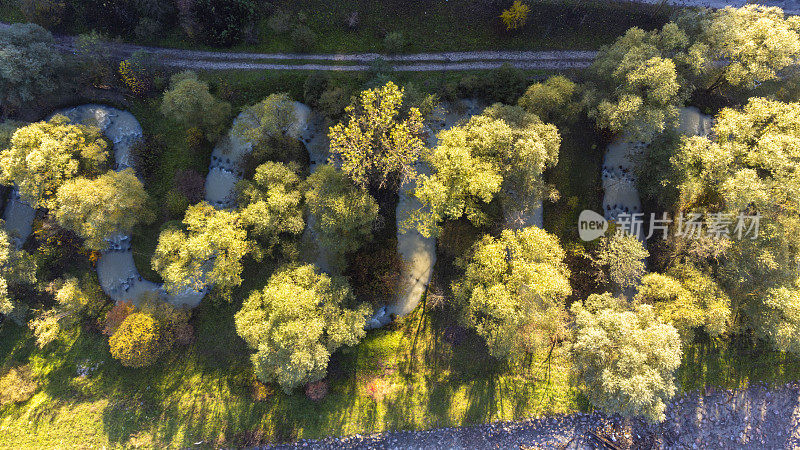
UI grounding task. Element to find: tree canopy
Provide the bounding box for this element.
[160,71,232,142]
[453,227,571,359]
[54,169,154,250]
[303,165,378,268]
[0,116,109,209]
[237,162,305,260]
[571,293,682,423]
[411,104,560,237]
[0,23,64,116]
[152,202,249,298]
[0,226,37,317]
[517,75,580,124]
[328,81,426,190]
[671,98,800,353]
[234,264,370,392]
[595,233,649,294]
[234,93,298,149]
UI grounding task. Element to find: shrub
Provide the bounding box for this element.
[130,134,165,183]
[118,51,158,97]
[103,301,136,336]
[19,0,66,29]
[175,169,206,204]
[500,0,530,31]
[317,86,351,119]
[164,190,190,218]
[252,379,273,401]
[346,244,404,307]
[291,25,317,53]
[518,75,581,124]
[305,380,328,402]
[383,32,405,53]
[75,31,113,87]
[267,9,293,35]
[109,312,164,368]
[0,365,37,406]
[190,0,256,47]
[134,18,164,43]
[303,72,328,107]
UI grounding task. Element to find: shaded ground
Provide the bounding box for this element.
[272,383,800,449]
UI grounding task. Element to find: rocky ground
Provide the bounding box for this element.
[268,383,800,449]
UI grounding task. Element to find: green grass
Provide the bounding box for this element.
[2,0,672,54]
[543,118,605,242]
[147,0,671,54]
[0,296,580,447]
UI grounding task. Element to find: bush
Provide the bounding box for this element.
[500,0,530,31]
[19,0,66,29]
[267,9,293,35]
[0,365,37,406]
[161,71,232,142]
[291,25,317,53]
[75,31,113,87]
[130,134,165,183]
[175,169,206,204]
[103,301,136,336]
[108,312,164,368]
[346,244,404,307]
[164,190,190,218]
[190,0,256,47]
[303,72,328,107]
[118,51,158,97]
[318,86,351,119]
[383,32,405,53]
[305,380,328,402]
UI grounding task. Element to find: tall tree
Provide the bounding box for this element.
[54,169,154,250]
[0,115,109,209]
[571,293,682,423]
[328,81,426,190]
[152,202,249,299]
[0,23,64,117]
[635,263,731,341]
[303,165,379,268]
[29,274,106,348]
[595,233,649,294]
[585,23,700,140]
[411,104,560,237]
[671,98,800,353]
[237,162,305,260]
[453,227,571,359]
[235,264,370,392]
[160,71,231,142]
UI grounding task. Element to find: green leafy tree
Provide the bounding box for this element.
[585,23,701,139]
[152,202,249,299]
[0,23,64,117]
[453,227,571,359]
[109,312,163,368]
[693,5,800,91]
[29,275,106,348]
[0,226,37,317]
[0,115,109,209]
[54,169,155,250]
[571,293,682,423]
[303,165,378,268]
[328,81,426,190]
[671,98,800,353]
[160,71,232,142]
[595,233,649,294]
[518,75,581,124]
[234,264,370,392]
[74,31,113,87]
[412,104,560,237]
[635,264,731,341]
[234,93,298,147]
[237,162,305,260]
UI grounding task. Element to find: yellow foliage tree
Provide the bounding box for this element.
[500,1,530,31]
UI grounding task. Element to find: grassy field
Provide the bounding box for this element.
[1,0,673,54]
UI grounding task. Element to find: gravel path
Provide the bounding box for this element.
[269,382,800,449]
